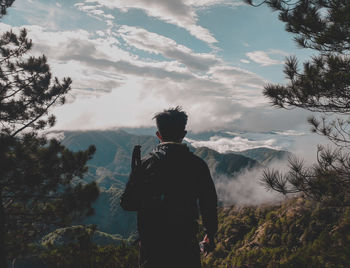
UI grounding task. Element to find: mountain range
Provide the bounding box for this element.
[54,129,290,237]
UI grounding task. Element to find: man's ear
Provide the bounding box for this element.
[156,131,163,142]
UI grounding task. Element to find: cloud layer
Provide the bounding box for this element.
[186,136,279,153]
[215,160,288,206]
[1,0,315,136]
[1,20,289,132]
[81,0,242,44]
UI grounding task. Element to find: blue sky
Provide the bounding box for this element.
[1,0,322,151]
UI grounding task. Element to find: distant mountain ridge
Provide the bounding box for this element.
[62,130,159,174]
[54,129,289,237]
[194,147,259,179]
[233,147,291,165]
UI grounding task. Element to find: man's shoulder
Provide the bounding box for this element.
[190,153,208,167]
[140,148,202,162]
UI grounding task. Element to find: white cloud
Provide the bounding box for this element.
[52,78,169,130]
[246,50,283,66]
[215,163,286,206]
[45,131,65,141]
[74,3,115,21]
[0,22,311,133]
[96,30,105,37]
[82,0,241,44]
[240,59,250,64]
[268,49,289,56]
[185,136,280,153]
[104,14,114,19]
[117,25,221,72]
[187,0,242,8]
[274,130,306,136]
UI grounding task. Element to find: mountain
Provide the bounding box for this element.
[194,147,259,178]
[81,187,137,238]
[54,130,288,237]
[61,130,159,174]
[234,147,291,165]
[59,130,264,187]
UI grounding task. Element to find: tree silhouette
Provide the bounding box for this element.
[0,4,99,266]
[0,29,72,137]
[246,0,350,206]
[0,0,15,18]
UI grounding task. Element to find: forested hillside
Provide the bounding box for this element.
[36,197,350,268]
[202,197,350,267]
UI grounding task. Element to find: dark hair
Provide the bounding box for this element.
[153,106,188,141]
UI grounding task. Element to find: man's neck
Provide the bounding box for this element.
[160,141,183,145]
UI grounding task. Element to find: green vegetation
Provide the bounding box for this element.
[41,225,124,247]
[202,197,350,268]
[35,197,350,268]
[0,5,98,265]
[246,0,350,206]
[40,243,138,268]
[39,225,138,268]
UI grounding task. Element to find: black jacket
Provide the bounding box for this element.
[120,143,218,242]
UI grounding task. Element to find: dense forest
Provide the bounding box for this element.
[1,0,350,267]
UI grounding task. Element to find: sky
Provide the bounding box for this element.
[1,0,328,157]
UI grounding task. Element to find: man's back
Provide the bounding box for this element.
[121,142,217,268]
[121,106,217,268]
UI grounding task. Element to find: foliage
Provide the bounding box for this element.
[263,148,350,206]
[245,0,350,205]
[201,198,350,267]
[2,133,99,261]
[0,0,14,18]
[0,28,71,137]
[38,225,139,268]
[246,0,350,53]
[22,197,350,268]
[0,7,99,266]
[41,225,124,247]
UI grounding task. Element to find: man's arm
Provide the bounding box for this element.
[120,169,141,211]
[198,160,218,243]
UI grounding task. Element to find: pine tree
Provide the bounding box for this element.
[0,0,14,18]
[246,0,350,206]
[0,4,99,266]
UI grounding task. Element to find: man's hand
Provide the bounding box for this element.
[200,234,215,256]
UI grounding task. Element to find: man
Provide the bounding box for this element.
[121,106,218,268]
